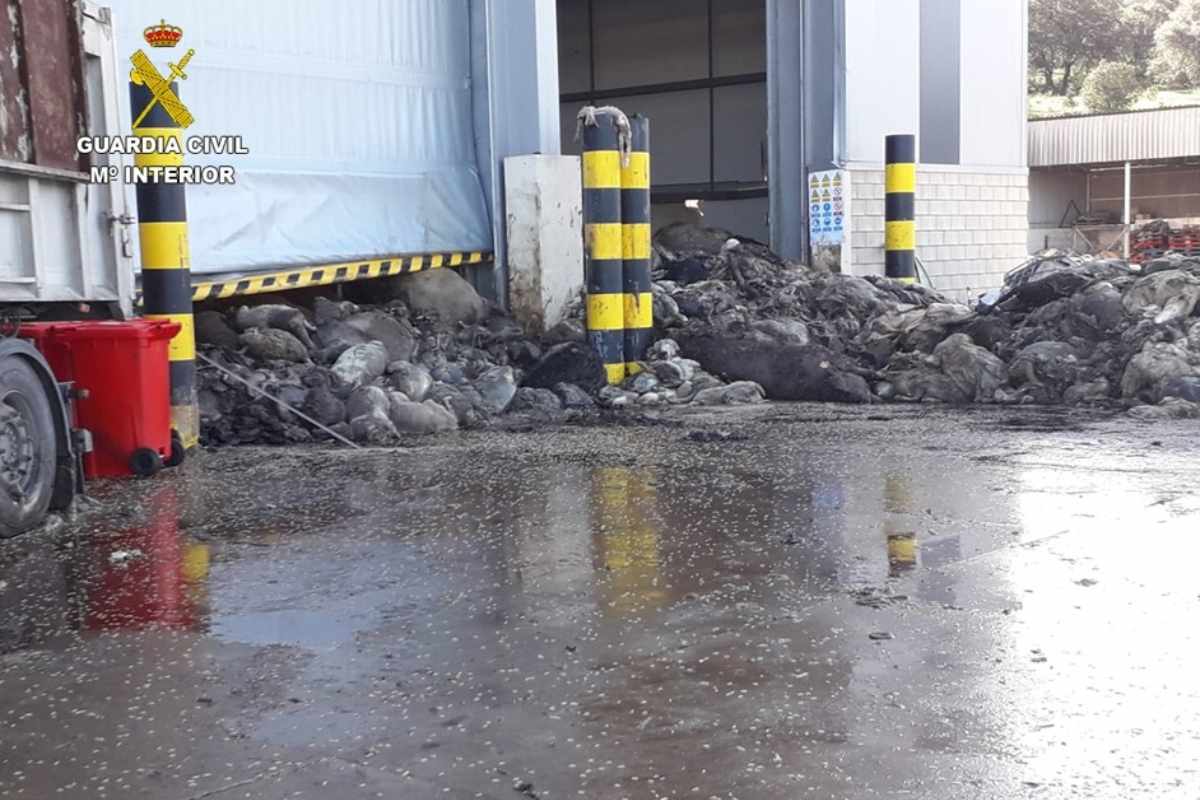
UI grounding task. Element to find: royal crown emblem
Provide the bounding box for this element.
[143,19,183,48]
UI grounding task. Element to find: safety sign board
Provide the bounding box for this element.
[808,169,845,247]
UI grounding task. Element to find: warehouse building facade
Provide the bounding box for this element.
[557,0,1030,301]
[105,0,1028,306]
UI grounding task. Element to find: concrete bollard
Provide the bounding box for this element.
[581,110,626,385]
[884,134,917,285]
[131,79,198,448]
[621,115,653,374]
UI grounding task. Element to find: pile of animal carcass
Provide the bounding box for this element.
[194,264,760,446]
[195,222,1200,446]
[649,223,1200,421]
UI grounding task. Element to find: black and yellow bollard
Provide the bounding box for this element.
[884,134,917,285]
[621,115,653,374]
[581,111,626,385]
[131,80,198,448]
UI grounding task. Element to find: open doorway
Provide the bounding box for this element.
[557,0,768,242]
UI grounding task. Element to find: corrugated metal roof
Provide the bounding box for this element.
[1028,106,1200,167]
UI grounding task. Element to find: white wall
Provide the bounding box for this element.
[841,0,1025,170]
[840,0,1028,293]
[849,166,1029,301]
[842,0,920,165]
[958,0,1027,168]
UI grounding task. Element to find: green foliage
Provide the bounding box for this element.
[1029,0,1123,95]
[1029,0,1200,114]
[1151,0,1200,87]
[1080,61,1144,111]
[1121,0,1179,76]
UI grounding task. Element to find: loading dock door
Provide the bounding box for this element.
[557,0,768,240]
[107,0,493,275]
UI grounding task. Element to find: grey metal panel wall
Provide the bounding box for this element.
[1029,107,1200,167]
[767,0,838,260]
[919,0,960,165]
[474,0,563,304]
[766,0,805,259]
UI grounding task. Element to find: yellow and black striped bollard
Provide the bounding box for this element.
[884,134,917,285]
[582,112,626,384]
[621,115,653,374]
[131,79,198,448]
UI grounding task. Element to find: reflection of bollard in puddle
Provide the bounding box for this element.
[591,467,667,616]
[883,475,918,577]
[887,532,918,576]
[85,484,210,632]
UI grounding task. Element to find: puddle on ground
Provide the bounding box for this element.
[2,417,1199,799]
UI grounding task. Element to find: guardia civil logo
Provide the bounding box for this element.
[131,19,195,129]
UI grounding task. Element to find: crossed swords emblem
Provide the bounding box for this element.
[130,47,196,129]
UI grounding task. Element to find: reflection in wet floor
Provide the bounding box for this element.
[592,467,668,617]
[2,409,1199,798]
[84,484,210,632]
[884,474,919,577]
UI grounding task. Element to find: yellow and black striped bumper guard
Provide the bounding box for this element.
[189,252,490,302]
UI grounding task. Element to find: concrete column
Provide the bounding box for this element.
[470,0,562,307]
[767,0,806,261]
[504,155,583,337]
[768,0,841,263]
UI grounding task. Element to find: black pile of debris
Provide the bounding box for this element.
[644,223,1200,420]
[196,223,1200,446]
[195,265,761,446]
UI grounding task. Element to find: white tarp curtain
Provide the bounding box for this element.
[108,0,493,275]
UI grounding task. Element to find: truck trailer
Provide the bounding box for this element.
[1,2,133,537]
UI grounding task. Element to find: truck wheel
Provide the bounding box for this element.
[0,354,57,539]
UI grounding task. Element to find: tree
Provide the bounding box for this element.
[1029,0,1123,95]
[1152,0,1200,87]
[1081,61,1143,111]
[1120,0,1179,78]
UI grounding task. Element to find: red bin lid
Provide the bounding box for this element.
[40,319,182,341]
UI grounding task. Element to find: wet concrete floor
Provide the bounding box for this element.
[2,404,1199,799]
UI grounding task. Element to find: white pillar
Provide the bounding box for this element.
[1123,160,1131,259]
[504,155,583,336]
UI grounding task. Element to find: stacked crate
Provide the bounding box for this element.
[1130,223,1199,264]
[1167,226,1200,257]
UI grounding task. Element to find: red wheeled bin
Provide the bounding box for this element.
[19,320,181,479]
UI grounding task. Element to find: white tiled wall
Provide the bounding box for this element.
[847,167,1030,302]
